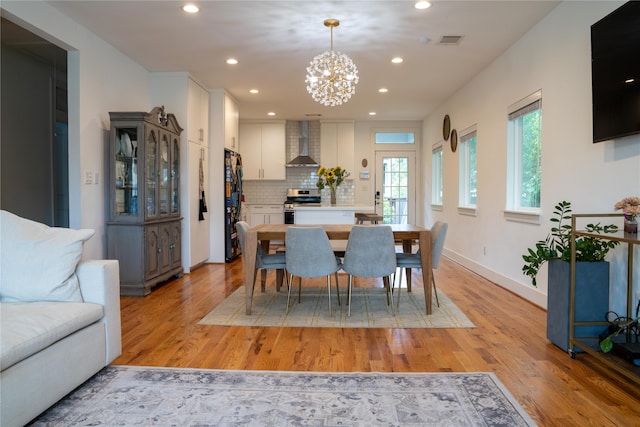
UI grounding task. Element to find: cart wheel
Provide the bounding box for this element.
[569,349,576,359]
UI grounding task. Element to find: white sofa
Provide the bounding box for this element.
[0,211,122,427]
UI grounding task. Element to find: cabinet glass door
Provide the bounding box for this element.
[171,135,180,215]
[146,128,158,218]
[159,133,170,215]
[114,128,138,216]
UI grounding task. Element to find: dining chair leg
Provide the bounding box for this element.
[286,273,294,314]
[347,275,353,317]
[431,271,440,307]
[334,272,341,306]
[297,277,302,302]
[326,275,332,316]
[383,276,391,306]
[396,268,402,310]
[386,275,396,316]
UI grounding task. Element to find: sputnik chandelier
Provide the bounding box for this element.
[305,19,359,107]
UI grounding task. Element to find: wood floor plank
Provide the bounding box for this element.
[113,256,640,425]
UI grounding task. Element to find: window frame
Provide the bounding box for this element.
[431,141,443,209]
[505,90,542,223]
[458,125,477,213]
[374,131,415,144]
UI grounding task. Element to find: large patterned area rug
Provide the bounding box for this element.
[199,285,474,328]
[30,366,537,426]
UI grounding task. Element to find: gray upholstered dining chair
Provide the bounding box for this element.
[285,227,342,315]
[341,225,397,316]
[395,221,448,309]
[236,221,286,294]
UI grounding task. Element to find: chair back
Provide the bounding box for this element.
[431,221,448,269]
[342,225,397,278]
[236,221,249,255]
[285,227,340,278]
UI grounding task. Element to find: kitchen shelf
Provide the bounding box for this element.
[569,213,640,385]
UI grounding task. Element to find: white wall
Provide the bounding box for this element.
[2,0,152,259]
[423,1,640,308]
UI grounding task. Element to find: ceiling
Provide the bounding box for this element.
[42,1,559,121]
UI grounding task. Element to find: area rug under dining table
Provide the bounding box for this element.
[199,284,474,328]
[29,366,537,426]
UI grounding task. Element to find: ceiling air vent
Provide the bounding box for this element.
[438,35,464,45]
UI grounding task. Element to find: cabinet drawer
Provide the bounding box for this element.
[251,205,284,214]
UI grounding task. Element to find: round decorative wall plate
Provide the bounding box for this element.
[450,129,458,152]
[442,115,451,141]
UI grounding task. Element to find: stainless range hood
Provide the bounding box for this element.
[285,121,319,167]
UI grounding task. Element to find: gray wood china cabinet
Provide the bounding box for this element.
[107,106,183,296]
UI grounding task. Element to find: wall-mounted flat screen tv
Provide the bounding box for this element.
[591,1,640,143]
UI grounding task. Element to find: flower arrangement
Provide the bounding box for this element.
[614,196,640,221]
[316,166,350,190]
[316,165,350,204]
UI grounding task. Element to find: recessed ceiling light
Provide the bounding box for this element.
[226,58,238,65]
[182,4,199,13]
[267,112,276,116]
[369,112,377,116]
[249,89,259,94]
[391,57,403,64]
[625,78,635,84]
[415,1,431,10]
[378,88,389,93]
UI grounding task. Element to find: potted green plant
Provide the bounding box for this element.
[522,201,619,286]
[522,201,619,351]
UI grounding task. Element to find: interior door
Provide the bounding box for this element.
[374,151,416,224]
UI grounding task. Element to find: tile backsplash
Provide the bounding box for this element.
[242,120,354,205]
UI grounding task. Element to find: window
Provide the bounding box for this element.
[507,91,542,212]
[375,132,415,144]
[431,142,443,207]
[458,126,477,208]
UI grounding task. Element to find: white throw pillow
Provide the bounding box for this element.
[0,210,94,302]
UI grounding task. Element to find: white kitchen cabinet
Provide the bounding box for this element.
[248,205,284,226]
[223,93,239,150]
[239,121,286,180]
[320,121,354,174]
[188,78,209,146]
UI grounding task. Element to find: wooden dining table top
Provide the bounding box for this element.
[243,223,433,315]
[249,223,429,239]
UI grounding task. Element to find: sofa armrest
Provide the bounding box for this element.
[76,260,122,364]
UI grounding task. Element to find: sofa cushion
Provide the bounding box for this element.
[0,301,104,370]
[0,210,94,302]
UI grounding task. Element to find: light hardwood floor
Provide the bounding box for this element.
[113,256,640,426]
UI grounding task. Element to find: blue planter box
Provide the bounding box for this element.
[546,259,610,352]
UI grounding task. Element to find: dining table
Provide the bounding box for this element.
[243,223,433,316]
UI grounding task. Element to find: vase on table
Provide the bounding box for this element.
[624,216,638,234]
[330,187,337,205]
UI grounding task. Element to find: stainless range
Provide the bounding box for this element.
[284,188,321,224]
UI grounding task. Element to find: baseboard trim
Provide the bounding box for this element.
[443,249,547,309]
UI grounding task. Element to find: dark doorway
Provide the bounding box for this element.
[1,17,69,227]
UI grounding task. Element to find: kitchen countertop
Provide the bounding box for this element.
[293,204,374,211]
